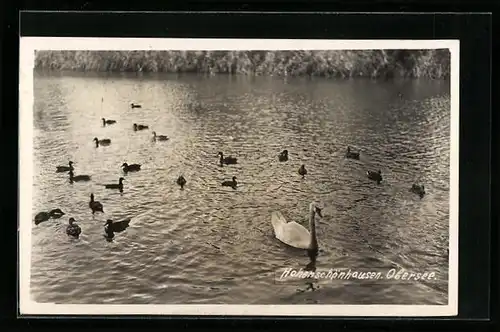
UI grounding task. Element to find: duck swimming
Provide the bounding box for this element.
[104,218,131,240]
[56,161,74,173]
[278,150,289,162]
[218,152,238,166]
[367,170,383,184]
[130,103,142,108]
[345,146,360,160]
[66,218,82,239]
[298,165,307,178]
[410,184,426,198]
[122,163,141,173]
[101,118,116,126]
[133,123,149,131]
[105,218,131,232]
[93,137,111,147]
[89,193,104,214]
[34,208,65,225]
[152,131,169,141]
[221,176,237,189]
[177,175,187,189]
[69,170,91,182]
[271,202,323,263]
[104,177,125,191]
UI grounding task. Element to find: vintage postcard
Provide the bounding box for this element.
[18,37,459,316]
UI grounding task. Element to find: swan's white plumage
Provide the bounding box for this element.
[271,211,311,249]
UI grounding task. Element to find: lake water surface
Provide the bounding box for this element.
[30,72,450,305]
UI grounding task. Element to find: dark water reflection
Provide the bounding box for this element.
[31,71,450,305]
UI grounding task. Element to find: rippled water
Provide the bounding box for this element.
[30,72,450,305]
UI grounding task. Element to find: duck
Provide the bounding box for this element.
[69,170,91,182]
[66,218,82,239]
[298,164,307,178]
[89,193,104,214]
[367,170,383,184]
[101,118,116,126]
[104,177,125,191]
[221,176,237,189]
[176,175,187,189]
[130,103,142,108]
[278,150,289,162]
[345,146,360,160]
[105,218,131,233]
[218,152,238,166]
[122,163,141,173]
[56,161,74,173]
[152,131,169,141]
[271,202,323,263]
[93,137,111,147]
[34,208,65,225]
[410,184,426,198]
[133,123,149,131]
[104,218,131,240]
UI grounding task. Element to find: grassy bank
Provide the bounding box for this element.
[34,49,450,79]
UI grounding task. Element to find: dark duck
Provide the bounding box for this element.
[298,165,307,178]
[104,177,125,191]
[152,131,169,141]
[177,175,187,189]
[66,218,82,239]
[104,218,131,240]
[89,193,104,214]
[218,152,238,166]
[122,163,141,173]
[130,103,142,108]
[133,123,149,131]
[345,146,360,160]
[410,184,426,198]
[367,170,383,184]
[221,176,238,189]
[93,137,111,147]
[101,118,116,126]
[69,170,91,182]
[56,161,74,173]
[34,208,65,225]
[278,150,289,162]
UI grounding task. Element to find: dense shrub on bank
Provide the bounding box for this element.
[34,49,450,79]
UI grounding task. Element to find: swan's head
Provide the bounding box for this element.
[93,137,98,142]
[283,149,288,154]
[218,151,223,156]
[122,163,128,167]
[69,161,74,165]
[105,219,113,225]
[119,177,125,182]
[310,202,323,218]
[232,176,237,181]
[152,131,157,136]
[68,217,76,225]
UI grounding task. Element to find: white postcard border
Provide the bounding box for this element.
[18,37,459,317]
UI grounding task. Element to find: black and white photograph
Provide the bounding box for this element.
[19,38,459,316]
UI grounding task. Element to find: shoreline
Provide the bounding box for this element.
[34,49,451,80]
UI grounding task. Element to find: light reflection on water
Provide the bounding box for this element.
[31,72,450,305]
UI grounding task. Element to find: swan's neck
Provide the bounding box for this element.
[309,209,318,249]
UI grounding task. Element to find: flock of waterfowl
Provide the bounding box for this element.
[34,99,427,261]
[34,102,160,241]
[271,145,426,263]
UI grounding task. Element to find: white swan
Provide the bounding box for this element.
[271,202,323,258]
